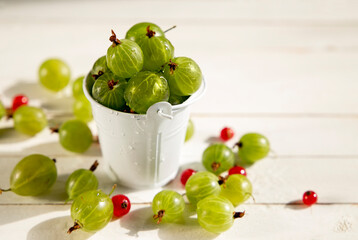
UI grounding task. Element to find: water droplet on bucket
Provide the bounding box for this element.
[160,158,165,163]
[115,112,119,116]
[109,110,114,114]
[135,131,139,135]
[134,162,139,166]
[128,145,134,150]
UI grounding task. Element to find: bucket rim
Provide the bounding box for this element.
[83,72,206,116]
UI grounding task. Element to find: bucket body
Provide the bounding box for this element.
[84,74,205,189]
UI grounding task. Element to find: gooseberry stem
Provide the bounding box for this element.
[67,222,81,234]
[233,211,245,219]
[153,210,165,224]
[130,201,152,205]
[89,160,99,172]
[163,25,176,33]
[108,184,117,197]
[0,188,11,194]
[247,193,256,203]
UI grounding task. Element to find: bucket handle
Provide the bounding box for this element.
[172,77,206,111]
[157,109,174,120]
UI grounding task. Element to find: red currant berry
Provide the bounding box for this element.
[228,166,247,176]
[180,168,196,186]
[12,94,29,111]
[112,194,131,217]
[302,190,317,206]
[220,127,234,141]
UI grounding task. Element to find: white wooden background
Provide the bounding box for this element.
[1,0,358,239]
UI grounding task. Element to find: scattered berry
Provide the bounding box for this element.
[152,190,185,223]
[228,166,247,176]
[180,168,196,186]
[220,127,234,141]
[112,194,131,217]
[12,94,28,111]
[302,190,317,206]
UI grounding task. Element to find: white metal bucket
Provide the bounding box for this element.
[84,74,206,189]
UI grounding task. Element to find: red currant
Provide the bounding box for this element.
[180,168,196,186]
[228,166,247,176]
[12,94,29,111]
[302,190,317,206]
[112,194,131,217]
[220,127,234,141]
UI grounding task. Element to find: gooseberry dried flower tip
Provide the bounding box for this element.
[67,222,81,234]
[218,175,227,186]
[92,70,104,80]
[146,26,156,38]
[109,30,122,47]
[168,59,178,75]
[153,209,165,224]
[89,160,99,172]
[234,142,243,148]
[211,162,220,172]
[108,79,119,90]
[233,211,245,219]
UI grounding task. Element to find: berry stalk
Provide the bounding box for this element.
[163,25,177,33]
[0,188,11,194]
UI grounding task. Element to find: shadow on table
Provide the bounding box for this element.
[27,216,93,240]
[3,81,73,112]
[157,203,217,240]
[118,206,157,237]
[205,136,222,144]
[0,140,102,158]
[25,141,102,157]
[162,161,205,192]
[285,200,309,210]
[35,173,70,202]
[0,127,32,143]
[118,205,218,240]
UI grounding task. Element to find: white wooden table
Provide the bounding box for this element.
[1,0,358,239]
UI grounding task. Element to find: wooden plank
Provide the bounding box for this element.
[183,116,358,157]
[1,25,358,114]
[1,153,358,204]
[1,0,358,23]
[0,204,357,239]
[2,116,358,157]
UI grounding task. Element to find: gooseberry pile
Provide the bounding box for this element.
[86,23,202,114]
